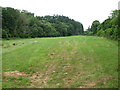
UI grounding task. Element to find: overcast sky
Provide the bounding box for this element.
[1,0,119,30]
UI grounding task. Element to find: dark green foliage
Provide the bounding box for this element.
[91,20,100,35]
[2,7,84,39]
[86,10,120,40]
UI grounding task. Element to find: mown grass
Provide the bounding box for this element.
[2,36,118,88]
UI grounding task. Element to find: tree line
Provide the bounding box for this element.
[2,7,84,39]
[85,10,120,40]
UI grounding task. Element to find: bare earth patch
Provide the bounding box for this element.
[3,71,113,88]
[78,75,113,88]
[78,81,97,88]
[3,71,49,88]
[100,75,112,84]
[3,71,27,78]
[29,72,49,88]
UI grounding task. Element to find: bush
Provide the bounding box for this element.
[112,26,119,40]
[97,30,105,37]
[2,29,10,39]
[105,28,113,38]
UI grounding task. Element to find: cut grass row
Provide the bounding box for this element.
[2,36,118,88]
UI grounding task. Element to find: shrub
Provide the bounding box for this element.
[105,28,113,38]
[97,30,105,37]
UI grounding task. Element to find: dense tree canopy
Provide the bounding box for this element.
[2,7,119,40]
[85,10,120,40]
[2,7,84,39]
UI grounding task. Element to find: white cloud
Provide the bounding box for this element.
[0,0,119,30]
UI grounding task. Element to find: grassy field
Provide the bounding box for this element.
[2,36,118,88]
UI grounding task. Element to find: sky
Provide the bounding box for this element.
[0,0,119,30]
